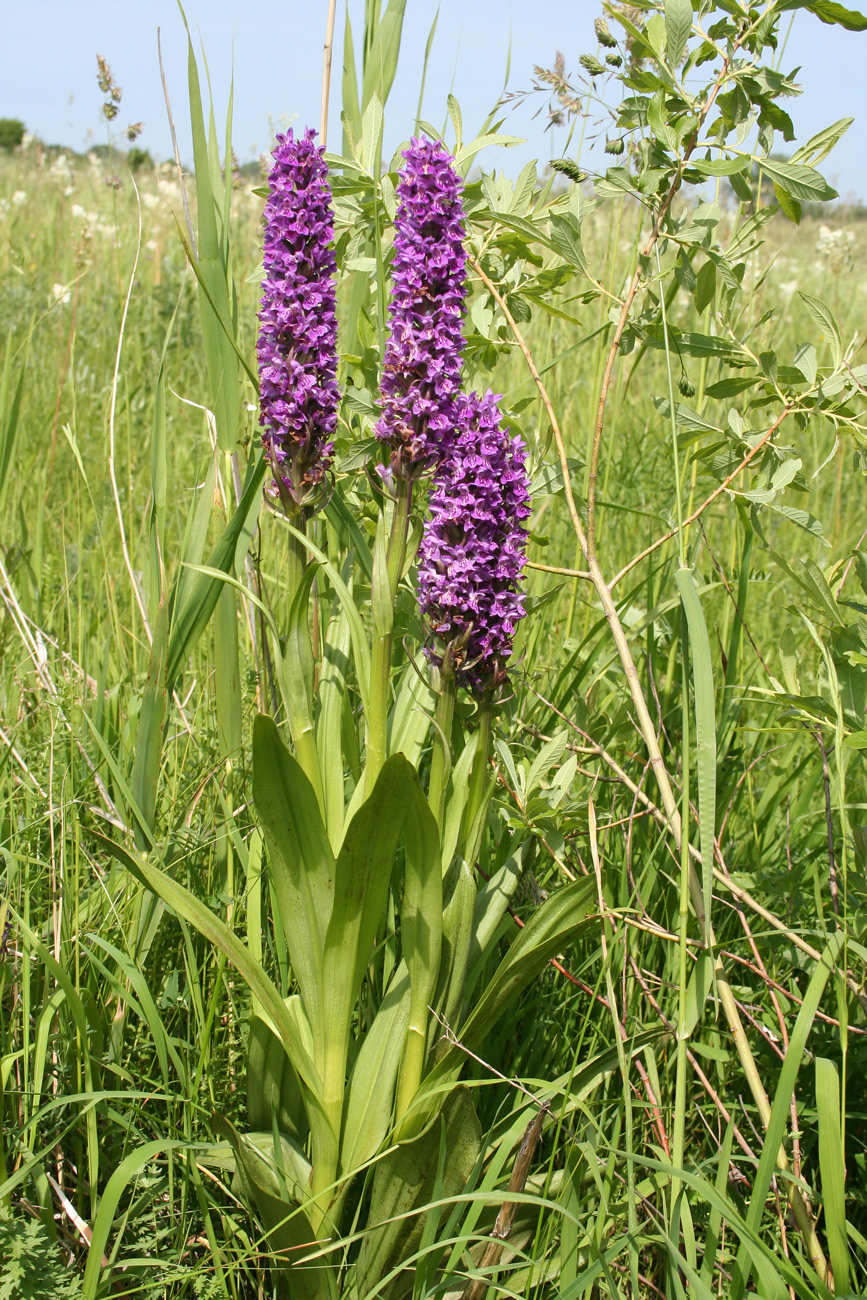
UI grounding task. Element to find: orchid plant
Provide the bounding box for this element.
[117,127,595,1299]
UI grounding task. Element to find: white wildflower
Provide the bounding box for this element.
[51,283,72,305]
[142,192,160,210]
[12,190,27,206]
[145,238,157,252]
[71,204,87,219]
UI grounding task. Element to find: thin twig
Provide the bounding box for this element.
[158,28,197,254]
[320,0,338,147]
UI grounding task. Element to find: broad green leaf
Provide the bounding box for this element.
[548,213,587,273]
[433,860,475,1028]
[358,1087,481,1300]
[360,0,409,117]
[665,0,693,66]
[396,778,442,1118]
[342,4,361,145]
[321,755,417,1053]
[214,1116,336,1300]
[798,290,843,368]
[815,1056,851,1293]
[248,1003,309,1144]
[412,877,596,1128]
[758,156,837,202]
[341,964,410,1177]
[440,732,479,871]
[253,714,335,1038]
[466,850,524,981]
[691,155,751,176]
[183,30,240,452]
[317,599,352,850]
[780,0,867,30]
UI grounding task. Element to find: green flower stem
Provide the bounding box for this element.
[427,661,456,832]
[462,692,494,865]
[365,478,412,788]
[309,1037,346,1229]
[394,1009,427,1133]
[283,509,326,810]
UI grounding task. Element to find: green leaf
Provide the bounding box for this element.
[321,755,416,1049]
[247,1004,309,1144]
[815,1057,851,1293]
[691,155,750,176]
[395,779,442,1119]
[676,567,717,950]
[758,156,837,202]
[183,30,240,452]
[665,0,692,64]
[214,1116,336,1300]
[790,117,853,166]
[730,932,844,1300]
[780,0,867,30]
[694,259,716,314]
[360,0,409,117]
[548,213,587,274]
[341,964,410,1178]
[773,182,802,224]
[167,452,266,686]
[253,714,335,1040]
[413,877,596,1127]
[82,1139,192,1298]
[798,291,843,368]
[131,597,169,847]
[358,1087,481,1300]
[434,860,476,1028]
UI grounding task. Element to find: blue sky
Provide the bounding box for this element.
[3,0,866,199]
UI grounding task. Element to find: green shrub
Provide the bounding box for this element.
[127,146,153,171]
[0,118,25,151]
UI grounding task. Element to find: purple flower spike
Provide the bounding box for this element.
[257,128,339,510]
[376,138,467,474]
[418,391,531,694]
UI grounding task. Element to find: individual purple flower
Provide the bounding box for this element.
[257,128,339,510]
[418,391,531,694]
[376,138,467,474]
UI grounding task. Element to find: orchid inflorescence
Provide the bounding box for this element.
[257,129,530,694]
[257,128,339,512]
[375,137,468,475]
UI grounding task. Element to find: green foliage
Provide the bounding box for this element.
[0,1218,82,1299]
[0,119,24,152]
[126,146,153,171]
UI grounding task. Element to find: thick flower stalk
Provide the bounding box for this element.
[376,137,467,474]
[257,128,339,512]
[418,390,531,695]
